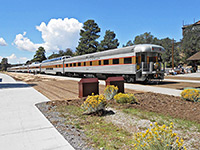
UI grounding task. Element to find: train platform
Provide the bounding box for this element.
[0,73,74,150]
[164,78,200,84]
[124,83,182,96]
[174,72,200,78]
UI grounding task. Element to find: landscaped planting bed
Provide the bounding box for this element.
[6,72,200,149]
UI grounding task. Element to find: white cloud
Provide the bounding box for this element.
[7,54,17,60]
[13,32,40,52]
[0,54,28,64]
[0,37,7,46]
[13,18,83,52]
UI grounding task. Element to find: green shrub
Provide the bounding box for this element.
[181,88,200,102]
[133,122,186,150]
[104,85,118,100]
[114,93,138,104]
[81,94,107,114]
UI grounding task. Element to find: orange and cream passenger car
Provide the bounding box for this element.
[8,44,165,82]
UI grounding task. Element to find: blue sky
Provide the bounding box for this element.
[0,0,200,64]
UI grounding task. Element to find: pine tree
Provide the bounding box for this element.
[134,32,159,44]
[0,58,8,71]
[48,52,60,59]
[76,19,100,55]
[32,46,46,62]
[97,30,119,51]
[64,48,74,56]
[123,40,134,47]
[158,38,181,67]
[182,27,200,63]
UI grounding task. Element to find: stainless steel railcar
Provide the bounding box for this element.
[8,44,165,82]
[28,62,41,73]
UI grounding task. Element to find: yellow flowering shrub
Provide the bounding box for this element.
[114,93,138,104]
[133,122,186,150]
[181,88,200,102]
[81,94,107,114]
[104,85,118,100]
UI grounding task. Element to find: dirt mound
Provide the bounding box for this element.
[111,92,200,123]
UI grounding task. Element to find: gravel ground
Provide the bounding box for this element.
[36,100,200,150]
[36,101,95,150]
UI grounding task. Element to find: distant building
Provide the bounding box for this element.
[182,20,200,35]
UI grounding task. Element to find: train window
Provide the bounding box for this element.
[46,68,53,70]
[113,58,119,64]
[66,64,68,67]
[99,60,101,65]
[59,65,61,67]
[90,61,92,66]
[74,63,76,67]
[141,54,145,62]
[149,57,156,62]
[84,62,86,66]
[78,62,81,66]
[70,63,72,67]
[124,57,132,64]
[56,65,57,68]
[103,60,109,65]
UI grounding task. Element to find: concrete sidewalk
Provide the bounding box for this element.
[174,72,200,78]
[125,83,182,96]
[164,78,200,84]
[0,73,74,150]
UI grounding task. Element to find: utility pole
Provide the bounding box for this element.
[172,39,174,70]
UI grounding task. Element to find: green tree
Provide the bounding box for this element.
[123,32,160,47]
[134,32,160,44]
[123,40,134,47]
[25,60,33,65]
[160,38,181,67]
[48,52,60,59]
[58,50,65,56]
[97,30,119,51]
[48,48,74,59]
[76,19,100,55]
[64,48,74,56]
[1,58,8,71]
[32,46,46,62]
[182,27,200,63]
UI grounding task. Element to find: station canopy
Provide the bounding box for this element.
[187,51,200,61]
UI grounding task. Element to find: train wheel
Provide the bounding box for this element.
[143,77,149,84]
[126,76,135,83]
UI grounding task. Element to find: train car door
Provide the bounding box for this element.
[136,53,142,79]
[136,53,147,68]
[63,60,65,74]
[141,53,148,71]
[141,53,146,63]
[136,53,140,70]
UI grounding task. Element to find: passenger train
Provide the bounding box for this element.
[7,44,166,82]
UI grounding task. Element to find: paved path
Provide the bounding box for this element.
[124,83,182,96]
[0,73,74,150]
[174,72,200,78]
[164,78,200,84]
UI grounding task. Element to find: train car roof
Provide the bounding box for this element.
[29,63,41,67]
[42,55,71,63]
[64,44,165,62]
